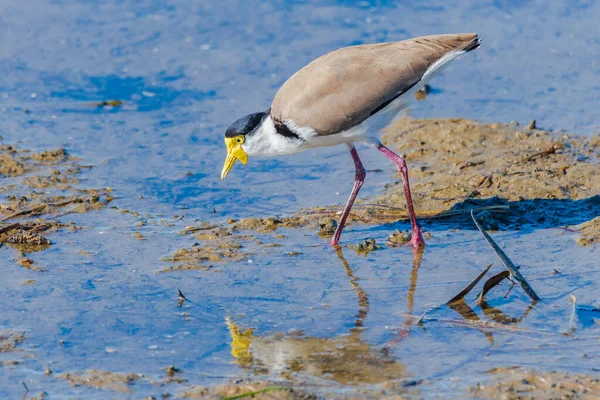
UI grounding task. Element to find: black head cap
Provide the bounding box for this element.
[225,111,268,138]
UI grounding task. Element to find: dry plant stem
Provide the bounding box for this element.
[471,211,540,301]
[524,145,558,162]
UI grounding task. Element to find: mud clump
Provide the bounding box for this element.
[232,216,313,232]
[160,239,248,272]
[0,331,24,352]
[164,217,316,272]
[0,146,69,178]
[92,99,124,108]
[6,230,51,246]
[471,369,600,398]
[0,153,26,177]
[576,216,600,246]
[30,148,68,164]
[0,219,63,254]
[387,229,411,246]
[24,173,79,189]
[350,238,382,255]
[0,140,112,268]
[17,257,42,271]
[59,370,143,393]
[318,218,337,237]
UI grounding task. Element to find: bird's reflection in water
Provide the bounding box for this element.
[448,299,495,343]
[226,247,408,386]
[448,297,537,344]
[386,248,423,347]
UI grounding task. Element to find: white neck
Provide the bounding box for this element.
[242,116,304,156]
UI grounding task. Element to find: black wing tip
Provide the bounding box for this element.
[464,35,481,52]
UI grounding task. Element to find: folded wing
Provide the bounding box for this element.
[271,33,479,135]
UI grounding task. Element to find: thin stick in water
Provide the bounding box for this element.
[471,211,540,301]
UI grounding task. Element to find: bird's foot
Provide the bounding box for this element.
[407,227,426,249]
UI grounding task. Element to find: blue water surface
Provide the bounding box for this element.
[0,0,599,398]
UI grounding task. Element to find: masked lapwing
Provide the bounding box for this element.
[221,33,481,249]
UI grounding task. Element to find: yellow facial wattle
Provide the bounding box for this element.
[221,136,248,180]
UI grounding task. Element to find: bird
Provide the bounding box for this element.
[221,33,480,249]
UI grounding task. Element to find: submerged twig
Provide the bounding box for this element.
[2,205,47,222]
[1,197,87,222]
[0,223,21,236]
[476,270,511,306]
[471,211,540,301]
[446,264,492,304]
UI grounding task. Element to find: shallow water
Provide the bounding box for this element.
[1,0,599,398]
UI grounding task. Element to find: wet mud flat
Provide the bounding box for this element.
[2,118,600,399]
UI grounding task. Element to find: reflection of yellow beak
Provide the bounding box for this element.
[221,137,248,180]
[225,316,254,366]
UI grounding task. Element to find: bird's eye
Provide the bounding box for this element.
[237,137,243,144]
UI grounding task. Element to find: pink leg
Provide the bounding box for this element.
[330,144,366,246]
[377,144,425,249]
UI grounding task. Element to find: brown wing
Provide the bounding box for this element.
[271,33,479,135]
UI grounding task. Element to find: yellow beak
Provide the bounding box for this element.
[221,137,248,180]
